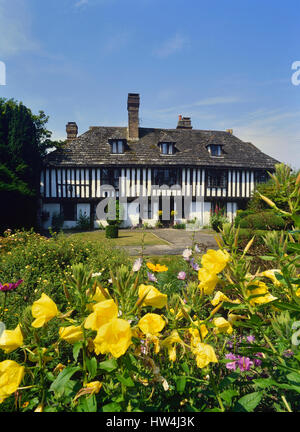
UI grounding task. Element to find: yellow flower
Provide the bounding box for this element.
[246,281,277,306]
[192,343,218,368]
[0,324,23,354]
[31,293,58,328]
[198,268,219,295]
[189,324,208,345]
[228,313,248,325]
[259,269,282,287]
[0,360,25,404]
[138,284,167,309]
[34,403,44,412]
[138,313,166,335]
[86,381,102,394]
[84,299,118,331]
[213,317,233,335]
[211,291,241,306]
[146,263,168,273]
[87,287,110,311]
[59,325,83,344]
[201,249,230,274]
[161,330,183,362]
[93,318,132,358]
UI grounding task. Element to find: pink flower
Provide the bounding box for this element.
[226,361,237,370]
[237,356,253,372]
[177,271,186,280]
[133,258,143,272]
[0,280,23,292]
[147,272,157,283]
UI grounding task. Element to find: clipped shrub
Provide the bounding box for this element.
[173,223,186,229]
[75,211,91,231]
[238,211,285,230]
[51,212,64,231]
[105,224,119,238]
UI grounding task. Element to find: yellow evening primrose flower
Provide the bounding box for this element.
[228,313,248,325]
[86,381,102,394]
[192,343,218,369]
[0,360,25,404]
[161,330,183,362]
[93,318,132,358]
[259,269,282,287]
[59,325,83,344]
[0,324,23,354]
[213,317,233,335]
[246,281,277,306]
[198,268,219,295]
[189,324,208,345]
[211,291,241,307]
[86,287,110,311]
[138,313,166,335]
[201,249,230,274]
[84,299,118,331]
[138,284,167,309]
[31,293,58,328]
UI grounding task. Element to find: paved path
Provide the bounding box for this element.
[123,228,218,256]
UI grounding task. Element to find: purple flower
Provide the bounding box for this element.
[254,358,262,367]
[226,341,234,349]
[283,349,294,358]
[237,356,253,372]
[0,280,23,292]
[225,353,238,360]
[247,335,255,344]
[177,271,186,280]
[147,272,157,283]
[226,361,237,370]
[190,258,200,271]
[133,258,143,272]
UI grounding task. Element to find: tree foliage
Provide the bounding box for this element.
[0,98,62,231]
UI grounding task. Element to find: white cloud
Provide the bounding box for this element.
[0,0,39,57]
[74,0,89,7]
[156,96,241,114]
[154,33,188,58]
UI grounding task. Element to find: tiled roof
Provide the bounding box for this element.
[44,126,279,169]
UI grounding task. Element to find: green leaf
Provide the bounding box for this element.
[287,372,300,385]
[116,373,135,388]
[253,378,278,389]
[99,358,118,372]
[272,301,300,312]
[234,392,262,412]
[258,256,276,261]
[102,402,122,412]
[77,395,97,412]
[73,341,83,362]
[49,366,81,397]
[220,389,239,405]
[175,376,187,393]
[86,357,98,379]
[292,214,300,229]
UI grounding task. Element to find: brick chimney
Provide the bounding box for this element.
[127,93,140,140]
[177,115,192,129]
[66,122,78,140]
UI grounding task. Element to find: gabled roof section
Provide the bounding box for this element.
[44,126,280,169]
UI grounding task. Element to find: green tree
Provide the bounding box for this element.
[0,98,63,232]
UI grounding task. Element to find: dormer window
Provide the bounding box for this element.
[110,140,125,154]
[207,144,222,157]
[160,142,175,155]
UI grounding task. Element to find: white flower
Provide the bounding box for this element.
[182,248,192,261]
[133,258,143,272]
[92,272,102,278]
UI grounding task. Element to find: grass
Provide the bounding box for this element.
[64,229,169,247]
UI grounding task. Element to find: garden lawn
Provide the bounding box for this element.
[64,229,169,247]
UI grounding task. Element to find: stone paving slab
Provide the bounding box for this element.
[123,228,218,256]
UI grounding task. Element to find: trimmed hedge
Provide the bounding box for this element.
[238,211,285,230]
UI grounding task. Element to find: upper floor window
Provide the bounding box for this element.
[255,171,269,184]
[159,142,175,155]
[110,140,124,154]
[207,144,222,157]
[207,170,227,188]
[153,168,180,187]
[102,168,121,189]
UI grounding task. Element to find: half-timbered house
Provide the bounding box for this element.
[41,93,279,229]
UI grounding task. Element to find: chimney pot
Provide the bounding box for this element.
[226,129,233,134]
[66,122,78,140]
[177,116,192,129]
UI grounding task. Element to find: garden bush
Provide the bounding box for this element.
[238,211,285,230]
[105,225,119,239]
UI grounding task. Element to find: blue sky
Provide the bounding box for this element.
[0,0,299,168]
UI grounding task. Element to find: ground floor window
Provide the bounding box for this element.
[61,203,76,221]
